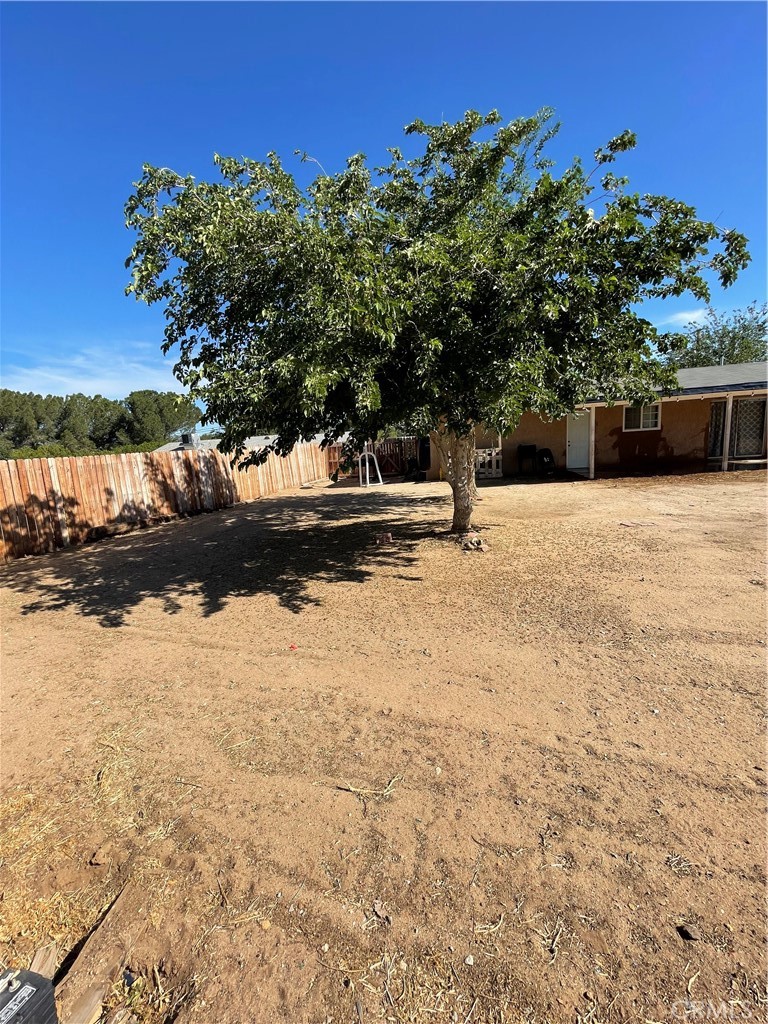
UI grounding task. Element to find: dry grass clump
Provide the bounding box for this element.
[665,852,694,877]
[326,945,543,1024]
[0,788,122,972]
[0,878,118,975]
[0,723,176,977]
[105,967,201,1024]
[0,725,203,1024]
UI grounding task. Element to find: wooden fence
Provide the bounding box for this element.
[326,438,422,479]
[0,443,330,563]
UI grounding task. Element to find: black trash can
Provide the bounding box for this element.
[536,447,556,477]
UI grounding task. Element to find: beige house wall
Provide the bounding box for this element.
[427,414,567,479]
[500,414,567,473]
[594,399,713,472]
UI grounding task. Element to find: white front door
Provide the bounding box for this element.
[567,411,590,471]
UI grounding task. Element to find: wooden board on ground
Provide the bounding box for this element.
[56,881,146,1024]
[64,982,109,1024]
[30,941,59,979]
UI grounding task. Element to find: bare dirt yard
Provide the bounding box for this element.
[1,472,766,1024]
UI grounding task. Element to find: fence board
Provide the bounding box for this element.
[122,454,141,521]
[46,460,69,548]
[19,461,44,553]
[0,443,329,563]
[84,456,103,527]
[23,461,45,554]
[65,457,88,543]
[132,454,148,520]
[34,457,57,553]
[113,455,131,520]
[34,458,57,552]
[199,451,214,511]
[12,462,31,551]
[85,456,105,532]
[154,453,175,517]
[184,453,200,512]
[8,461,34,556]
[105,453,122,520]
[0,461,22,559]
[143,452,165,516]
[63,457,82,539]
[101,454,120,524]
[127,454,145,520]
[119,454,134,520]
[38,458,58,552]
[26,459,53,553]
[102,455,120,522]
[0,470,9,561]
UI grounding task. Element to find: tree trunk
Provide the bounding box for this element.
[430,426,477,533]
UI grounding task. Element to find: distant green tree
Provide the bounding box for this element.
[34,394,65,443]
[153,391,203,437]
[0,390,39,447]
[125,390,166,444]
[56,394,95,453]
[90,395,130,449]
[0,388,201,459]
[659,303,768,369]
[125,390,201,444]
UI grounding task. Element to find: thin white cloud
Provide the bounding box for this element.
[1,344,186,398]
[654,309,709,329]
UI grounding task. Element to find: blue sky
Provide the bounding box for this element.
[1,1,766,398]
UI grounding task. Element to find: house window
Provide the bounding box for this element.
[623,404,661,431]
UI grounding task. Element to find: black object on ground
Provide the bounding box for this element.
[0,969,58,1024]
[537,447,556,477]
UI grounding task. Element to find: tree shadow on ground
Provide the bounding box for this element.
[0,485,450,626]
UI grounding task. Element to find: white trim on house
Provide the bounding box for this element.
[721,395,734,473]
[581,388,767,409]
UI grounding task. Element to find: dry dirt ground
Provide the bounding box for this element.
[0,472,766,1024]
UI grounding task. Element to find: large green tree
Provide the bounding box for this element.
[124,390,201,444]
[56,394,96,452]
[125,110,749,531]
[0,390,44,448]
[659,302,767,369]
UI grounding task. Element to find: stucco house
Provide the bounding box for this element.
[435,361,768,480]
[156,363,766,481]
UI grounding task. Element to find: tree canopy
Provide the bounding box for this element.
[0,389,201,460]
[125,108,749,529]
[659,303,767,369]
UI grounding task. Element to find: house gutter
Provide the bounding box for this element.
[578,387,767,410]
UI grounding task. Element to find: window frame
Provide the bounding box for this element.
[623,403,661,432]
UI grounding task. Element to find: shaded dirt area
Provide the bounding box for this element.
[1,472,766,1024]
